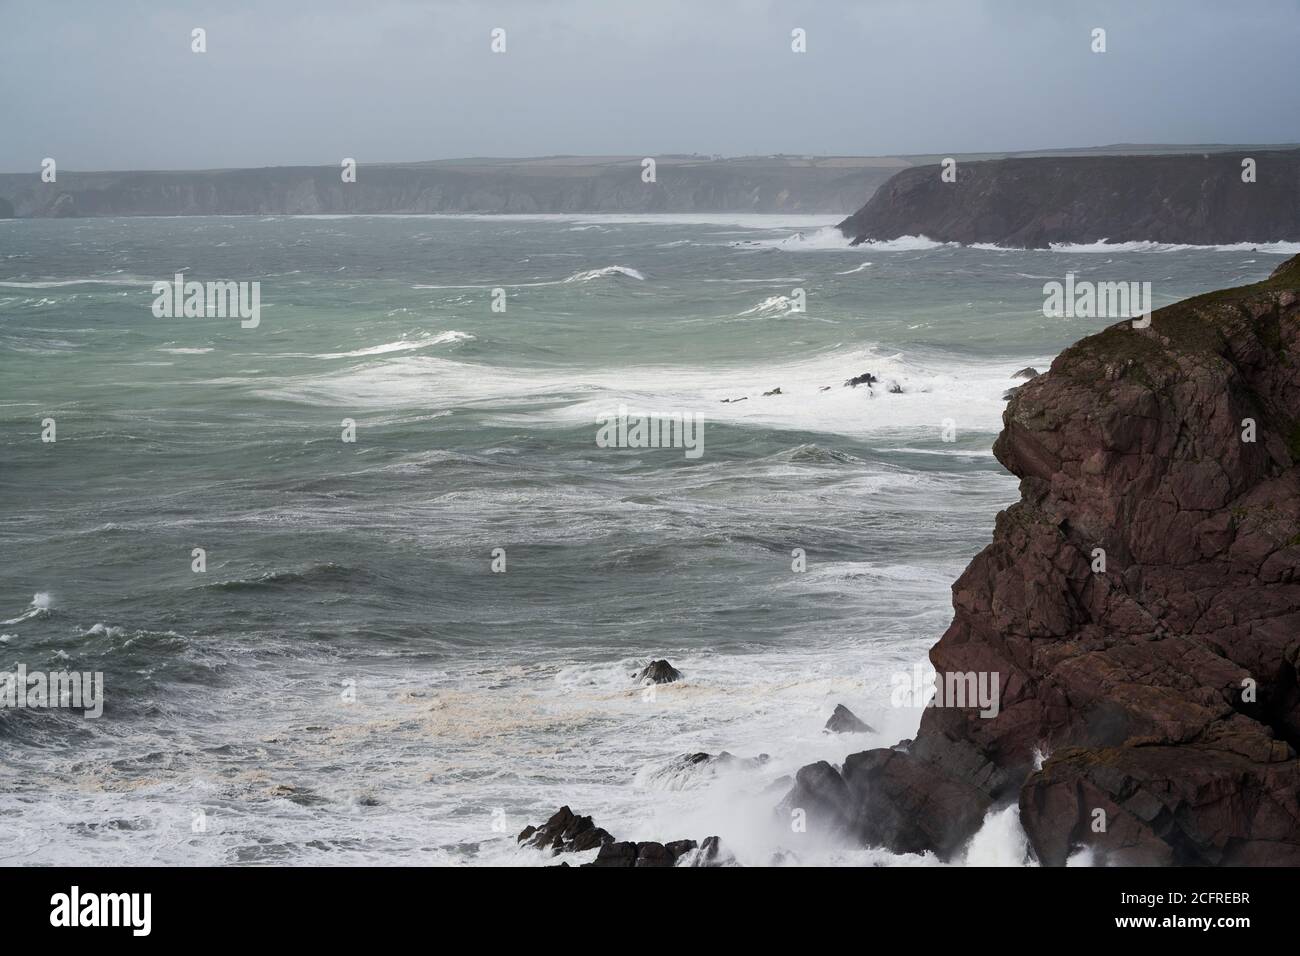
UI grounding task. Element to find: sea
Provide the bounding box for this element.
[2,213,1295,865]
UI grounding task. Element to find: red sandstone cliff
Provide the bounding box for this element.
[786,254,1300,864]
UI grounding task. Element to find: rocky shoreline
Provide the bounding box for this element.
[785,254,1300,865]
[526,256,1300,867]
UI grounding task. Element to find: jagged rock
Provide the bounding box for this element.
[1011,367,1040,380]
[584,842,639,867]
[691,835,738,867]
[888,381,903,394]
[785,256,1300,865]
[517,806,615,854]
[844,372,877,388]
[582,839,699,868]
[635,659,682,684]
[824,704,874,734]
[1002,387,1020,400]
[521,805,716,867]
[763,387,783,396]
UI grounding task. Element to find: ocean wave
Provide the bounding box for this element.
[562,265,646,282]
[777,443,863,465]
[413,265,644,289]
[202,563,365,591]
[633,751,772,792]
[851,235,956,251]
[836,261,874,275]
[737,295,800,317]
[970,239,1300,254]
[0,276,150,288]
[732,226,854,251]
[83,623,126,639]
[256,345,1046,438]
[310,331,474,360]
[1,593,51,626]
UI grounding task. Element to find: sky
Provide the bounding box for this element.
[2,0,1299,172]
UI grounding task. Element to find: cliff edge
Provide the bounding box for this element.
[838,149,1300,247]
[786,255,1300,865]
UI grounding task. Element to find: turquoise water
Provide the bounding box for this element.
[0,214,1289,864]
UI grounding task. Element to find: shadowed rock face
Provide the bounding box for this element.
[838,149,1300,247]
[785,255,1300,865]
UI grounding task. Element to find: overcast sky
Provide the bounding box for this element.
[3,0,1298,173]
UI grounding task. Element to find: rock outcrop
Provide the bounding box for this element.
[517,806,734,866]
[838,149,1300,247]
[825,704,874,734]
[635,660,682,684]
[785,255,1300,865]
[517,806,615,854]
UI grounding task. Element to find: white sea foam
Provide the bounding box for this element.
[970,239,1300,254]
[738,295,799,317]
[836,261,874,275]
[0,277,149,288]
[743,229,958,252]
[1,592,51,625]
[256,345,1047,439]
[310,331,474,360]
[414,265,644,289]
[962,805,1034,866]
[83,623,126,639]
[563,265,646,282]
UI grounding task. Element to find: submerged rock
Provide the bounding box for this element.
[1011,366,1040,380]
[824,704,874,734]
[635,659,682,684]
[763,387,783,396]
[844,372,878,388]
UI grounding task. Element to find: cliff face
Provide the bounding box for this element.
[0,157,904,218]
[838,149,1300,247]
[787,255,1300,865]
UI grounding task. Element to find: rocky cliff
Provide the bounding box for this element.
[786,255,1300,865]
[0,156,905,218]
[838,149,1300,247]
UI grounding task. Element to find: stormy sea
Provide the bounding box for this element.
[2,213,1295,865]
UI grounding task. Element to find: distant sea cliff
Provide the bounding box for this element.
[839,148,1300,247]
[0,156,906,218]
